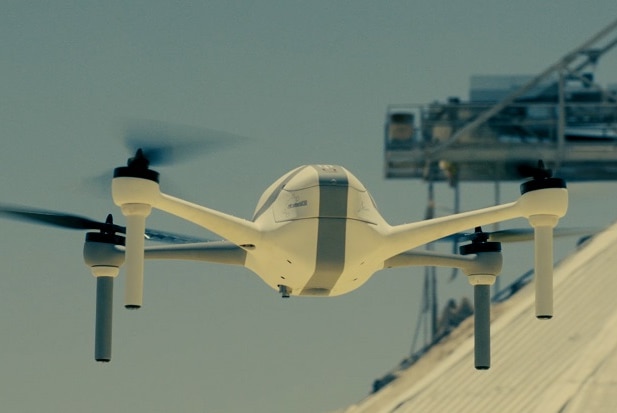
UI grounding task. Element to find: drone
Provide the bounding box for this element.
[0,138,569,370]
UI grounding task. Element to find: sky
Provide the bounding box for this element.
[1,2,617,412]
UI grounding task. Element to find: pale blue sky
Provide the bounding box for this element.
[2,2,617,412]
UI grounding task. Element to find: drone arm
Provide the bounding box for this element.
[384,249,502,276]
[384,250,476,271]
[384,185,567,257]
[143,241,248,266]
[112,177,259,308]
[383,201,520,257]
[152,192,260,246]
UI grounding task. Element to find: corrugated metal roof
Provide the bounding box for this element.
[340,222,617,413]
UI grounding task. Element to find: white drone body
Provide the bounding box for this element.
[109,163,567,302]
[9,158,570,369]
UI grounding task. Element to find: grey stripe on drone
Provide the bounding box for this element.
[300,166,349,296]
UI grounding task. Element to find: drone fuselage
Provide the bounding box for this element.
[248,165,388,296]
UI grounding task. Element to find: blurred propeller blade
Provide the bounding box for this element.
[0,204,210,244]
[438,227,598,244]
[123,118,248,166]
[488,227,597,243]
[85,119,249,197]
[516,160,553,179]
[144,228,211,244]
[0,204,122,232]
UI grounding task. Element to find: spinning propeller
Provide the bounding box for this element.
[85,120,247,196]
[0,120,242,362]
[0,204,208,362]
[112,120,247,310]
[442,226,595,244]
[0,205,207,244]
[517,159,554,181]
[123,118,246,167]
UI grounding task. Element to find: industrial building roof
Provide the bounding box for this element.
[340,221,617,413]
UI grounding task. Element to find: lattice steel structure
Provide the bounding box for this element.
[385,19,617,183]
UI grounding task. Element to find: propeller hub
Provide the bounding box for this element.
[85,232,126,246]
[460,241,501,255]
[460,228,501,255]
[520,160,566,195]
[113,149,160,182]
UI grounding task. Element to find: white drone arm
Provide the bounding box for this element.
[383,201,519,257]
[384,249,502,276]
[143,241,248,265]
[152,192,260,246]
[383,187,567,257]
[382,186,567,320]
[112,176,259,308]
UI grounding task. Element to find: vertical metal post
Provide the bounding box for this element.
[424,179,439,342]
[410,272,429,355]
[450,176,460,280]
[557,68,566,169]
[430,266,438,341]
[493,175,501,294]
